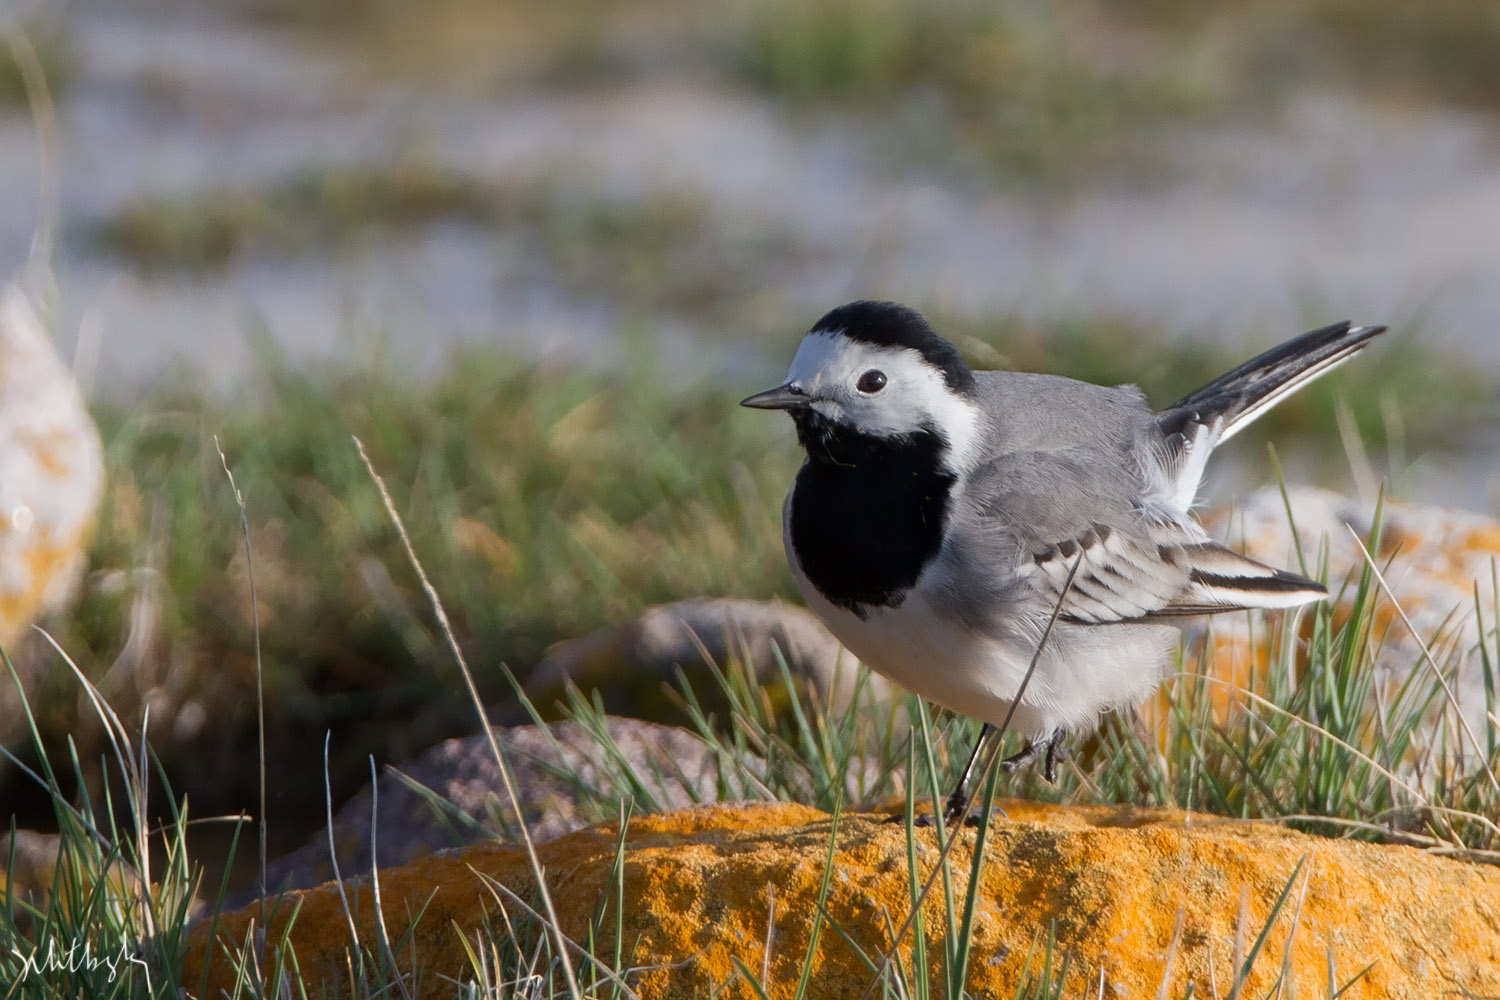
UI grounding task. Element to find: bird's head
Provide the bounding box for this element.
[741,301,984,469]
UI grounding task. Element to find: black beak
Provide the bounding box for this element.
[739,383,809,411]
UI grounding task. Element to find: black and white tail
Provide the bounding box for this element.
[1155,321,1387,510]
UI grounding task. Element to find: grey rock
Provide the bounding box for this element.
[234,717,721,909]
[528,597,889,722]
[0,829,66,905]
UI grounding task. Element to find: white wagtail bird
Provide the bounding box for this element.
[742,301,1385,824]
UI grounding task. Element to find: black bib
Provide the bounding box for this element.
[789,411,954,616]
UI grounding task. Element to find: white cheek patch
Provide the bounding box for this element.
[921,378,983,472]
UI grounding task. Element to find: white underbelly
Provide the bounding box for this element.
[791,556,1037,721]
[790,555,1176,736]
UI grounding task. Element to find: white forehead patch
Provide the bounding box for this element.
[784,331,984,472]
[785,330,846,385]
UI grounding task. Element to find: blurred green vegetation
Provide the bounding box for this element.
[731,0,1211,182]
[90,165,499,271]
[87,164,810,322]
[742,0,1500,118]
[208,0,1500,183]
[1126,0,1500,110]
[230,0,660,88]
[224,0,1500,111]
[729,0,1500,180]
[0,19,74,107]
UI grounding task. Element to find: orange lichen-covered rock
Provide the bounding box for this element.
[184,801,1500,999]
[1194,487,1500,737]
[0,289,103,651]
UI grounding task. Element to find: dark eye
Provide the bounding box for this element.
[856,370,887,394]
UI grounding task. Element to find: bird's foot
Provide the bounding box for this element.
[998,728,1071,784]
[889,787,1010,828]
[942,786,971,827]
[901,804,1007,828]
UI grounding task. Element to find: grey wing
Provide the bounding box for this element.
[956,448,1326,626]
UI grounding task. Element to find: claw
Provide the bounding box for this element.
[942,787,971,826]
[1043,736,1073,783]
[998,728,1070,784]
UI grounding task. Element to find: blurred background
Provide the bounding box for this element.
[3,0,1500,888]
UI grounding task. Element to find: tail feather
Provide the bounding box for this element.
[1155,321,1386,510]
[1161,321,1387,444]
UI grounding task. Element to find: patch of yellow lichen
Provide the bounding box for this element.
[20,425,77,480]
[1464,525,1500,554]
[0,523,91,649]
[183,802,1500,999]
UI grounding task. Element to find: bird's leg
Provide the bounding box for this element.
[941,723,997,826]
